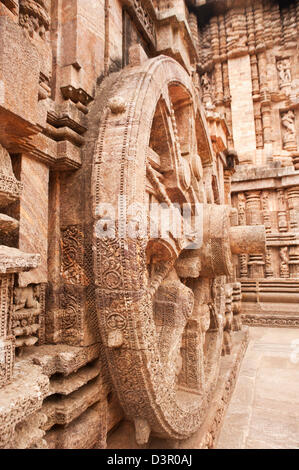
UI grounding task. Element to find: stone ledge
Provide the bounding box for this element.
[23,343,102,377]
[0,359,49,448]
[0,246,40,273]
[242,314,299,329]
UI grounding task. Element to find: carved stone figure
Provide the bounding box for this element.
[281,110,296,149]
[14,285,40,311]
[277,58,291,87]
[238,193,246,225]
[201,73,214,110]
[280,247,289,278]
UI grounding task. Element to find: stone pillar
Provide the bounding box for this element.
[224,171,232,206]
[277,189,288,233]
[246,191,265,278]
[261,191,274,278]
[237,193,248,278]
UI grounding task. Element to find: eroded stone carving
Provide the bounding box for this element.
[128,0,156,45]
[0,145,23,207]
[279,247,289,278]
[277,58,291,87]
[19,0,50,40]
[13,285,42,353]
[201,72,214,110]
[281,110,296,150]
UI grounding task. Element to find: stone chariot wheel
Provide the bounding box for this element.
[92,56,235,444]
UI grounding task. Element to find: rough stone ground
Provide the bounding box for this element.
[217,327,299,449]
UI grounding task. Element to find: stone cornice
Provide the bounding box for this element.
[231,165,299,192]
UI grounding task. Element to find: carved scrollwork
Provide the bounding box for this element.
[12,284,44,352]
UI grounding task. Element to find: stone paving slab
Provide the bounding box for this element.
[217,327,299,449]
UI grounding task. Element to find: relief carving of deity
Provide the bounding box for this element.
[277,58,291,87]
[281,110,296,149]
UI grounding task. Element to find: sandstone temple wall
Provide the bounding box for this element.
[192,0,299,327]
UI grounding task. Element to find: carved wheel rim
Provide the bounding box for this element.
[92,56,223,440]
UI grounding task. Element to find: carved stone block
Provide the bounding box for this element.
[0,16,40,143]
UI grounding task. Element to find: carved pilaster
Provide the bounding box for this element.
[232,282,242,331]
[277,189,288,233]
[261,191,274,278]
[253,101,264,149]
[214,63,223,105]
[250,53,263,149]
[279,247,289,278]
[289,246,299,279]
[237,193,248,278]
[287,187,299,231]
[222,61,233,148]
[260,91,272,149]
[265,249,274,278]
[201,72,214,111]
[250,54,260,96]
[261,191,272,233]
[246,191,262,225]
[246,191,265,278]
